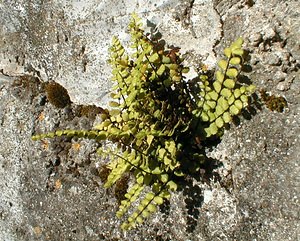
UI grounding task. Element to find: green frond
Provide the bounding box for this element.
[194,37,256,137]
[121,181,174,230]
[31,129,108,141]
[104,158,131,188]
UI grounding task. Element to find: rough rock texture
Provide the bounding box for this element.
[0,0,299,240]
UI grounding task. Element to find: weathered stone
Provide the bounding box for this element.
[0,0,299,240]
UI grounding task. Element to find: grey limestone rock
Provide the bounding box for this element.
[0,0,299,240]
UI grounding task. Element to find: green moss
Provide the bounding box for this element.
[98,164,111,184]
[45,82,71,108]
[114,175,130,205]
[260,89,287,112]
[75,105,108,120]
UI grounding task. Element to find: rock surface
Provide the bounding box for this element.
[0,0,299,240]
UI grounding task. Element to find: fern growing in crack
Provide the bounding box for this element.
[32,13,256,230]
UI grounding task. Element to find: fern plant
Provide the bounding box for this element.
[32,13,255,230]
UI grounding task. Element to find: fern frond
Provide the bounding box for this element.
[32,129,107,141]
[195,37,256,137]
[116,183,145,219]
[121,181,175,230]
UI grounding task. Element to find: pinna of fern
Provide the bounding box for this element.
[32,13,255,230]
